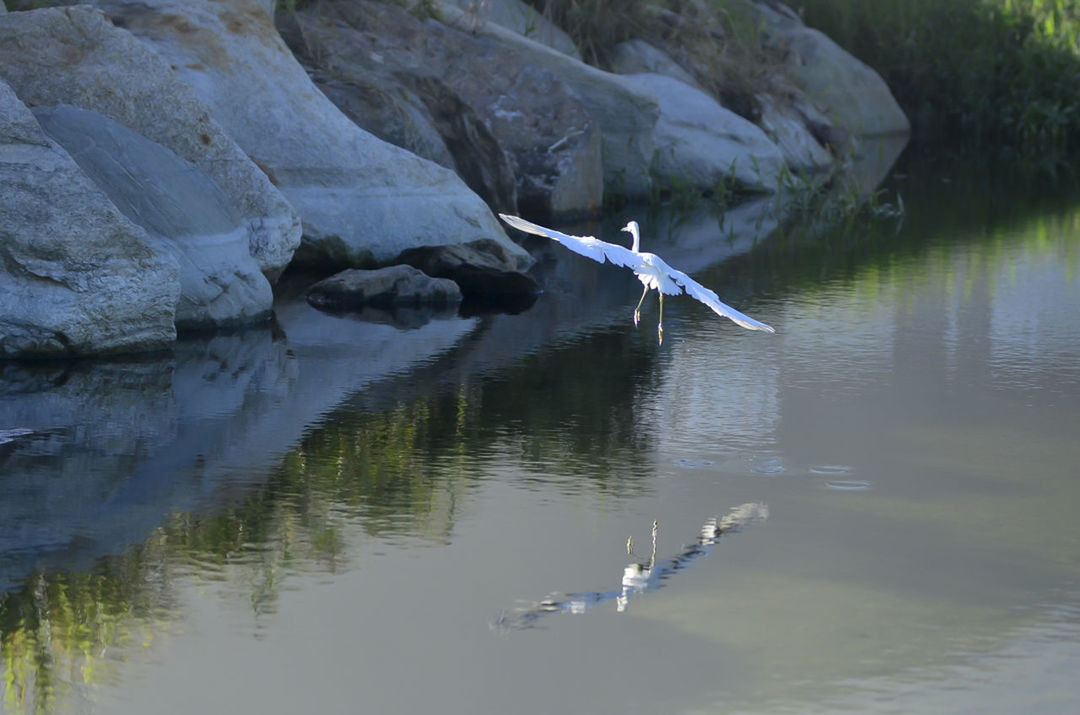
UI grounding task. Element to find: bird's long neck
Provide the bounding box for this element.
[628,222,640,252]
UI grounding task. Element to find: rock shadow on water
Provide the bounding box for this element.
[0,301,478,592]
[307,303,463,331]
[492,503,768,632]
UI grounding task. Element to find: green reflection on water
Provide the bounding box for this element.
[0,354,660,711]
[3,161,1079,712]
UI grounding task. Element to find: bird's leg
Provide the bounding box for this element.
[649,520,658,568]
[633,285,648,327]
[657,293,664,345]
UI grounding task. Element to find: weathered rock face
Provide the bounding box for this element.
[0,4,301,282]
[286,0,601,220]
[440,3,659,200]
[437,0,581,59]
[34,104,273,330]
[83,0,530,270]
[0,79,179,358]
[756,93,834,174]
[307,265,463,311]
[307,70,458,175]
[623,73,784,192]
[277,13,519,217]
[395,74,519,216]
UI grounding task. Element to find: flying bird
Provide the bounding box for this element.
[499,214,774,344]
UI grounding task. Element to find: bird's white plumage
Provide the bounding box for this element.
[499,213,639,268]
[499,213,775,336]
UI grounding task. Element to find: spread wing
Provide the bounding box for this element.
[667,266,775,333]
[499,214,641,270]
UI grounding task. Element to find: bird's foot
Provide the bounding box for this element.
[657,322,664,346]
[633,309,641,327]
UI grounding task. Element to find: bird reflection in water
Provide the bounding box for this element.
[493,503,768,631]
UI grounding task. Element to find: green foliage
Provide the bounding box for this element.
[795,0,1080,163]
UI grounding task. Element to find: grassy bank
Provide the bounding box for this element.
[795,0,1080,166]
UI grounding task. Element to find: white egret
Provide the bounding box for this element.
[499,214,775,344]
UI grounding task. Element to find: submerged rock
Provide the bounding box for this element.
[0,79,179,358]
[0,4,301,282]
[307,265,463,311]
[83,0,530,270]
[396,240,540,302]
[34,104,273,330]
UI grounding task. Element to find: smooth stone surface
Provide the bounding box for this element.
[0,79,179,358]
[33,104,273,330]
[624,73,784,192]
[0,4,302,282]
[611,39,699,88]
[85,0,530,270]
[735,0,909,137]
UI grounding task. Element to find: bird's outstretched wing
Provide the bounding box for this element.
[667,267,775,333]
[500,214,641,269]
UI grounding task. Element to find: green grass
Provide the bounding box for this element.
[795,0,1080,165]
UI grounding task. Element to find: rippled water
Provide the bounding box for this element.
[2,154,1080,714]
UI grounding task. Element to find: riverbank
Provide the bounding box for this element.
[0,0,908,359]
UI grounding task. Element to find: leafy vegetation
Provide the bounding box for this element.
[795,0,1080,165]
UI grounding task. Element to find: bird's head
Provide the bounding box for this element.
[621,220,641,252]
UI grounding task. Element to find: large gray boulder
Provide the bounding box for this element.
[86,0,531,270]
[34,105,273,330]
[737,0,909,137]
[440,3,659,200]
[0,79,179,358]
[0,5,301,282]
[300,67,519,217]
[306,71,457,178]
[780,25,910,136]
[287,0,601,220]
[624,73,785,192]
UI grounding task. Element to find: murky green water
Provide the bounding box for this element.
[2,152,1079,714]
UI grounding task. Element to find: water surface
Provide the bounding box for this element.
[2,156,1079,714]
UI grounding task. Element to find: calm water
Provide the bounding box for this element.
[2,152,1080,714]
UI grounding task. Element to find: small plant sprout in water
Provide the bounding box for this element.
[499,214,775,345]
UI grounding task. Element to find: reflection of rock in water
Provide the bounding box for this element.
[492,502,768,632]
[0,307,476,592]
